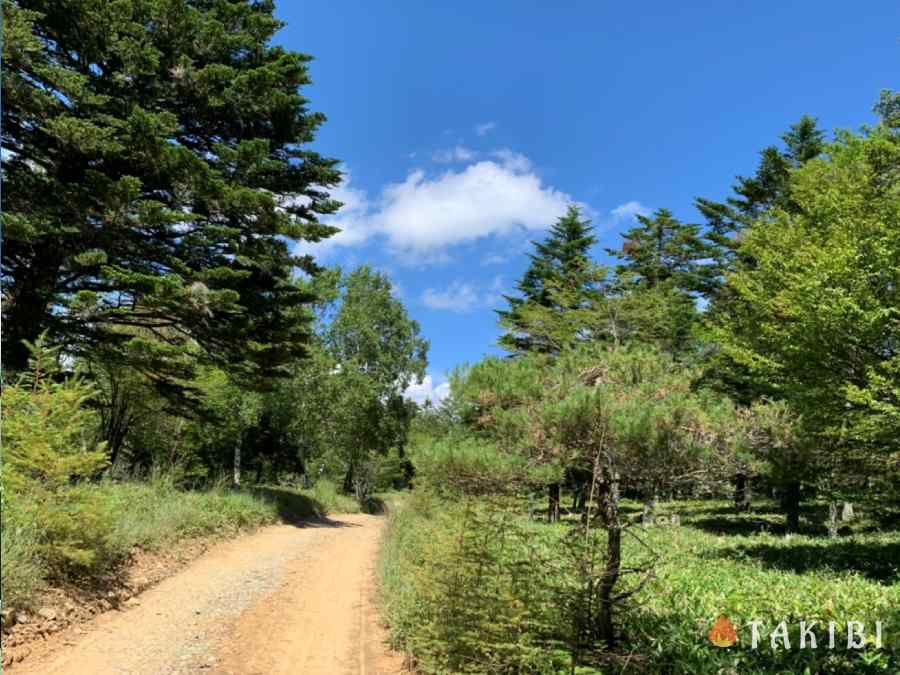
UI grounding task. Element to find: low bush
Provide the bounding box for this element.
[380,489,567,674]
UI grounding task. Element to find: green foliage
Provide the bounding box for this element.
[316,266,427,499]
[0,498,45,610]
[696,115,827,284]
[606,208,715,297]
[301,479,362,515]
[498,205,600,354]
[382,495,899,675]
[454,344,740,495]
[2,0,341,388]
[381,492,566,674]
[2,337,110,571]
[410,437,533,495]
[711,125,900,494]
[326,266,429,394]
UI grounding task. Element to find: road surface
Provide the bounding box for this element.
[11,514,407,675]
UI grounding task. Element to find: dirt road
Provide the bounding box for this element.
[11,514,408,675]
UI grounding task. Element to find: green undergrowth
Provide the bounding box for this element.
[380,491,900,674]
[0,477,359,612]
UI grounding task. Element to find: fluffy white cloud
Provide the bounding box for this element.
[475,121,497,136]
[610,200,651,223]
[298,151,576,259]
[490,148,532,173]
[378,160,571,252]
[404,375,451,406]
[432,146,477,163]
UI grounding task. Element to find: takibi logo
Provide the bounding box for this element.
[708,615,738,647]
[706,615,887,651]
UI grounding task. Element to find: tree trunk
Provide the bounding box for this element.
[343,464,354,494]
[597,470,621,648]
[841,502,854,522]
[734,472,751,512]
[548,483,561,523]
[784,481,801,533]
[233,435,242,488]
[827,501,839,539]
[641,493,658,528]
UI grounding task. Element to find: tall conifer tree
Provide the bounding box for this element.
[1,0,341,387]
[497,206,598,355]
[696,116,826,282]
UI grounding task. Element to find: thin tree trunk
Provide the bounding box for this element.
[734,472,751,512]
[827,501,839,539]
[233,435,242,488]
[641,492,658,528]
[597,469,621,648]
[841,502,854,522]
[548,483,561,523]
[784,480,801,533]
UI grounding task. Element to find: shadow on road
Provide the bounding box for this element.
[248,486,363,527]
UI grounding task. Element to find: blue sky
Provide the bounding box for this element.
[274,1,899,404]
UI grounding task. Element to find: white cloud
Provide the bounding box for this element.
[610,200,651,223]
[432,146,477,163]
[404,374,451,406]
[421,276,507,313]
[422,281,480,313]
[490,148,532,173]
[293,174,375,260]
[296,151,577,258]
[378,160,571,253]
[475,121,497,136]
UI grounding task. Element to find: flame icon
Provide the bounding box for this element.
[708,615,737,647]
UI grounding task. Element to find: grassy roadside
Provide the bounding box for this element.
[0,478,357,613]
[379,490,900,674]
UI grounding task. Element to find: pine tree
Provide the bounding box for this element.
[606,208,714,295]
[1,1,341,387]
[498,206,599,354]
[602,209,712,354]
[696,116,826,281]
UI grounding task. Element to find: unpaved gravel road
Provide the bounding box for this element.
[11,514,407,675]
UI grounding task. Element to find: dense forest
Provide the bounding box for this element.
[2,1,899,674]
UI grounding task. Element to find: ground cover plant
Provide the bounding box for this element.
[381,486,899,674]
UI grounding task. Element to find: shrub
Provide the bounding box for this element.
[381,490,566,674]
[2,336,111,574]
[306,478,361,515]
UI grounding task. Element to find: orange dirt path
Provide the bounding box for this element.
[11,514,408,675]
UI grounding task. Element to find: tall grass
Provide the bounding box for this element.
[0,477,356,611]
[1,499,45,610]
